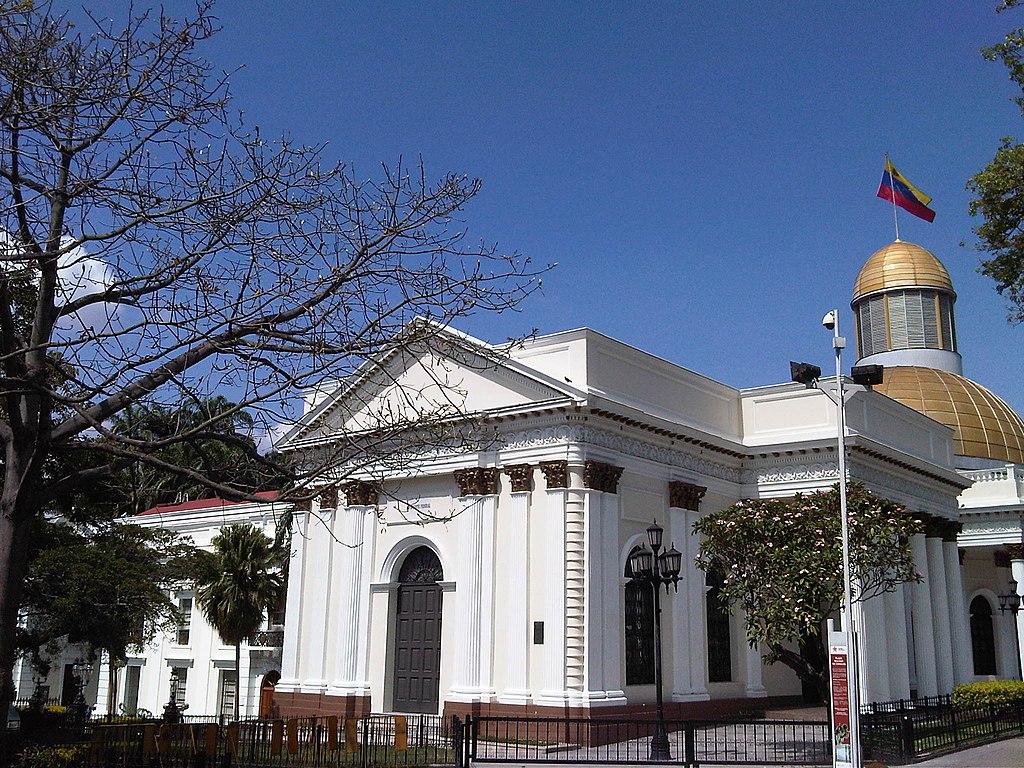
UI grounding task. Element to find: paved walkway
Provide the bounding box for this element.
[909,735,1024,767]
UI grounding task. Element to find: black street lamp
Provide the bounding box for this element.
[628,520,682,761]
[998,578,1023,679]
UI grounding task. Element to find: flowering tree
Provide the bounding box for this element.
[694,483,922,701]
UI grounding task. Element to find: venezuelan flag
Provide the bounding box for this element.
[876,158,935,222]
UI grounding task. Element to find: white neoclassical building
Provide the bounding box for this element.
[269,239,1024,720]
[14,494,289,719]
[21,239,1024,721]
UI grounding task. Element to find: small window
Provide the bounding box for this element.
[175,597,193,645]
[171,667,188,708]
[970,596,997,676]
[219,670,238,718]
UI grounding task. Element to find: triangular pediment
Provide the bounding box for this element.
[281,328,583,446]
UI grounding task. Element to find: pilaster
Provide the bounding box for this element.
[537,461,569,705]
[883,585,911,700]
[942,536,972,686]
[300,489,337,692]
[278,503,310,692]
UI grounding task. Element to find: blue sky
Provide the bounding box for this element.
[89,2,1024,411]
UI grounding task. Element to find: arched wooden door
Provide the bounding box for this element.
[392,546,444,713]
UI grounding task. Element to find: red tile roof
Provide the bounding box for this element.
[137,490,280,516]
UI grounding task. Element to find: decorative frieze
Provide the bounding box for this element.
[540,461,569,489]
[668,481,707,511]
[343,480,379,507]
[583,461,623,494]
[454,468,500,496]
[503,464,533,493]
[319,486,339,510]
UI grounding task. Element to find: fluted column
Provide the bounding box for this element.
[537,460,569,705]
[926,533,955,693]
[448,468,498,702]
[858,593,890,704]
[328,482,377,698]
[581,461,624,705]
[300,488,337,692]
[883,585,911,700]
[278,503,310,692]
[909,533,938,696]
[500,465,532,704]
[669,482,710,701]
[943,533,972,686]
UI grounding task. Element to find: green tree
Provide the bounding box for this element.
[19,519,200,715]
[0,1,541,711]
[967,1,1024,321]
[196,524,285,722]
[693,483,922,702]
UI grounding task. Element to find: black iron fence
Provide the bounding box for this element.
[861,695,1024,764]
[86,713,456,768]
[463,715,830,767]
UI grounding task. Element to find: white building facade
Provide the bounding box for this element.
[19,239,1024,720]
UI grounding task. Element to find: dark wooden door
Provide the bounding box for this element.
[392,547,443,713]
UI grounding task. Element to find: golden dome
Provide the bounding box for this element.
[852,241,954,300]
[872,366,1024,463]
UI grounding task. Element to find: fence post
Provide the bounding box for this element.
[684,721,696,768]
[899,714,914,762]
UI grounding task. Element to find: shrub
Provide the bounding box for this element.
[16,744,89,768]
[951,680,1024,708]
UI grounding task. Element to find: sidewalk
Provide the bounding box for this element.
[909,736,1024,767]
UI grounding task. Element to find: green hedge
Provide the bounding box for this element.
[951,680,1024,708]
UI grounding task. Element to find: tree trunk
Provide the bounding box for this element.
[0,487,38,716]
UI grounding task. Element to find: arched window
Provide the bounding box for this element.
[706,570,732,682]
[624,547,654,685]
[970,595,997,676]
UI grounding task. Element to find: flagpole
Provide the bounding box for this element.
[886,153,901,241]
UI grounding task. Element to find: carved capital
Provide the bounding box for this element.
[454,468,500,496]
[343,481,379,507]
[995,550,1011,569]
[318,485,339,510]
[583,461,623,494]
[540,461,569,489]
[1007,543,1024,562]
[959,549,965,566]
[293,497,311,512]
[668,481,707,511]
[503,464,533,493]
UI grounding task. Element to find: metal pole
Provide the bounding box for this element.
[650,541,671,761]
[831,311,862,768]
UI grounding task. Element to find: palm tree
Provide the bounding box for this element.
[197,524,286,722]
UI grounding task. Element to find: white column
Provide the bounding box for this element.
[944,541,973,685]
[537,482,568,705]
[299,499,335,692]
[500,486,531,704]
[926,535,955,693]
[328,504,372,697]
[670,508,694,699]
[858,594,890,704]
[582,488,625,705]
[883,585,911,700]
[1011,553,1024,680]
[95,652,112,714]
[448,494,497,701]
[277,508,309,692]
[678,508,709,701]
[909,534,938,696]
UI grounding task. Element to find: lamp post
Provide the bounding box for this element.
[998,578,1023,679]
[628,520,682,761]
[71,658,91,723]
[792,310,883,768]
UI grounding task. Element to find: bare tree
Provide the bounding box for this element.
[0,1,543,708]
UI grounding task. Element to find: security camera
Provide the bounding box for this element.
[821,310,837,331]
